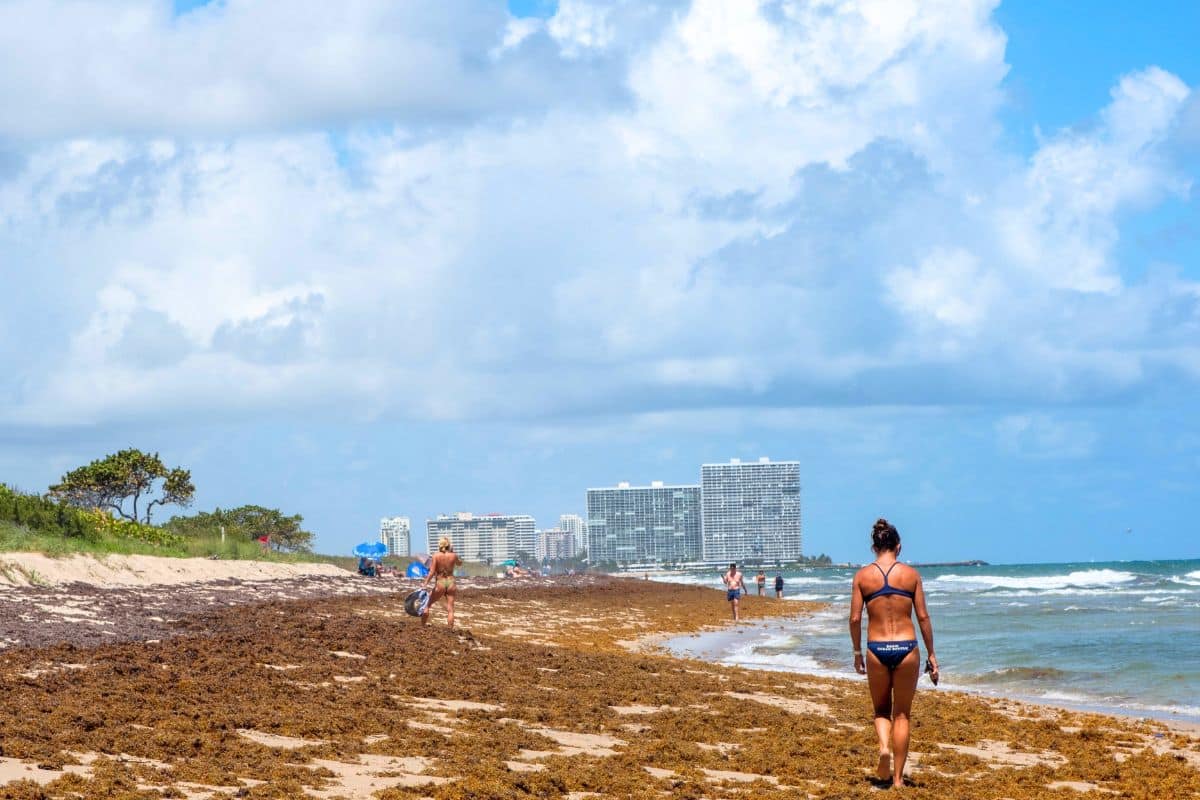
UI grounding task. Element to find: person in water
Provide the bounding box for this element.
[422,536,464,627]
[722,563,746,621]
[849,518,938,788]
[774,573,784,598]
[755,570,766,596]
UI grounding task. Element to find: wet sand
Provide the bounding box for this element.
[0,574,1195,798]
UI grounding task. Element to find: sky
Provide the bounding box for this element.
[1,0,1198,565]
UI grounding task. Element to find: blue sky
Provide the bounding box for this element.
[1,1,1197,565]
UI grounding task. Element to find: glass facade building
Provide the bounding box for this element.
[701,458,802,563]
[379,516,410,558]
[426,512,536,564]
[586,482,702,566]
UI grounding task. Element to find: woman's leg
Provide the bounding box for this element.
[421,585,444,625]
[445,588,456,628]
[865,650,894,780]
[889,648,922,787]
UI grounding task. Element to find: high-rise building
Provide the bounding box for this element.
[701,458,801,564]
[558,514,587,556]
[586,481,701,566]
[535,529,577,561]
[426,512,536,564]
[379,516,410,558]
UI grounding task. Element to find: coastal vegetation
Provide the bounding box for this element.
[48,448,195,525]
[0,448,336,564]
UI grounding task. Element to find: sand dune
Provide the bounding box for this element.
[0,552,352,587]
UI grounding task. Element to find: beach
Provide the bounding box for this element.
[0,566,1196,798]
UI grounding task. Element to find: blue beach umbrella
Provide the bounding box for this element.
[405,561,430,579]
[353,541,388,558]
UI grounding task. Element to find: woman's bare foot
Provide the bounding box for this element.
[876,751,891,780]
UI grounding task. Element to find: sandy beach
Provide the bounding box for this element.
[0,566,1195,798]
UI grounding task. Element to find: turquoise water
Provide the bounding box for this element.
[658,559,1200,722]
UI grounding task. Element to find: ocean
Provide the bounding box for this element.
[656,559,1200,723]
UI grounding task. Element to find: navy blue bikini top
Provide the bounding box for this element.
[862,562,915,603]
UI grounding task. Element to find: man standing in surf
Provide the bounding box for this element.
[723,563,746,621]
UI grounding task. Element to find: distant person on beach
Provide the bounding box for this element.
[774,573,784,598]
[849,518,938,789]
[722,563,746,621]
[755,570,766,596]
[422,536,463,628]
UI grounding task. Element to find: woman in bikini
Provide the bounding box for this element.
[422,536,463,627]
[848,518,938,788]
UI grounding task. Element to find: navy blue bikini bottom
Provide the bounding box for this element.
[868,640,918,670]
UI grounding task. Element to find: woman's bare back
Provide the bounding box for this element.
[855,560,920,641]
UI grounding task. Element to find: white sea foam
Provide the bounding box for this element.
[1172,570,1200,587]
[931,569,1137,593]
[722,642,845,679]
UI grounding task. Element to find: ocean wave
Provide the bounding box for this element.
[724,646,847,679]
[931,569,1137,593]
[1172,570,1200,587]
[963,666,1072,684]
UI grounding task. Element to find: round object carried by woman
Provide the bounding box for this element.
[848,518,938,789]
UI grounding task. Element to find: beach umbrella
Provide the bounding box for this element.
[500,558,519,567]
[405,561,430,579]
[353,541,388,558]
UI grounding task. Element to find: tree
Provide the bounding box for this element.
[165,505,315,553]
[49,449,194,525]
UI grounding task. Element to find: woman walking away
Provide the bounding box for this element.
[849,519,938,788]
[422,536,464,627]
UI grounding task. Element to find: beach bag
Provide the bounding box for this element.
[404,589,431,617]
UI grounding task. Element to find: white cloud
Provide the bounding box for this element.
[0,1,1197,429]
[0,0,628,139]
[548,0,616,57]
[886,248,998,332]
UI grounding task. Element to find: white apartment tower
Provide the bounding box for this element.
[701,458,802,563]
[379,516,411,558]
[426,512,536,564]
[535,529,577,561]
[587,481,702,566]
[558,513,587,555]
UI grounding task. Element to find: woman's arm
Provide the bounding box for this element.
[849,572,865,674]
[913,573,938,678]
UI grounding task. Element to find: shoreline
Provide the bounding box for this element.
[0,573,1195,797]
[659,615,1200,734]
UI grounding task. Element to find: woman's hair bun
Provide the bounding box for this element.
[871,518,900,552]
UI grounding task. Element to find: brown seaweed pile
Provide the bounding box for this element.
[0,577,1194,799]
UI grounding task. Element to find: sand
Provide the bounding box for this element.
[0,553,353,587]
[0,573,1194,798]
